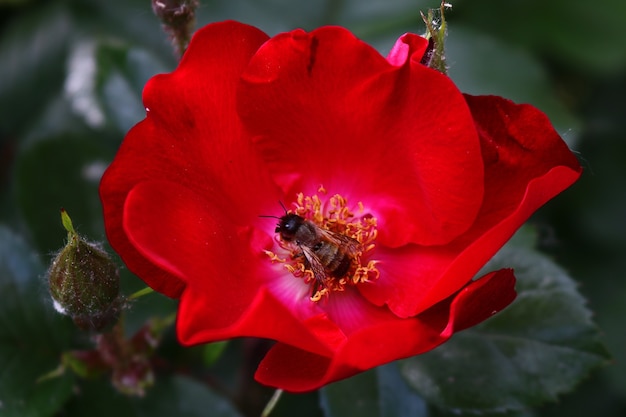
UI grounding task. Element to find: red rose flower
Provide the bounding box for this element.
[99,21,581,392]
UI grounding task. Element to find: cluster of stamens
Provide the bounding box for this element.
[265,186,379,301]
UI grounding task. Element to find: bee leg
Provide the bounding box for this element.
[311,278,326,299]
[311,280,320,298]
[293,249,310,269]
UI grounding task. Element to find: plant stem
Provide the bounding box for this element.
[127,286,154,300]
[260,389,284,417]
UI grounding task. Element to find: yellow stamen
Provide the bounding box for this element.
[264,188,379,302]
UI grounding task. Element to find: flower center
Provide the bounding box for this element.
[265,186,379,301]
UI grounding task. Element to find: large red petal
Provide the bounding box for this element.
[100,21,274,297]
[124,180,347,356]
[255,269,516,392]
[238,29,484,247]
[411,96,581,312]
[359,96,581,317]
[123,180,259,323]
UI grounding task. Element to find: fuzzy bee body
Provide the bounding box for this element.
[274,213,361,295]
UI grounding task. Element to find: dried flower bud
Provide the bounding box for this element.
[48,209,121,331]
[62,350,108,379]
[112,358,155,397]
[151,0,199,57]
[151,0,197,26]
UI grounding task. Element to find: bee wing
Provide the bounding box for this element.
[299,245,327,285]
[318,228,362,256]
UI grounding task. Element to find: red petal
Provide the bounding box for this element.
[255,320,442,393]
[123,180,259,313]
[124,180,347,356]
[178,287,346,357]
[386,33,428,66]
[360,96,581,317]
[411,96,581,311]
[238,29,484,247]
[255,269,516,392]
[441,269,517,336]
[100,21,274,297]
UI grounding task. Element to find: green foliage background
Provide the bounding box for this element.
[1,0,624,416]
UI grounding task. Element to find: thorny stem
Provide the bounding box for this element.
[420,1,451,75]
[260,389,284,417]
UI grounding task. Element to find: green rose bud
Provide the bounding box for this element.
[48,209,121,331]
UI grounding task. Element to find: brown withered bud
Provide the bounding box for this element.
[47,209,121,331]
[95,326,156,397]
[151,0,199,57]
[41,319,174,397]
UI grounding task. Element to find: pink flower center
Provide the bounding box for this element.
[265,186,379,301]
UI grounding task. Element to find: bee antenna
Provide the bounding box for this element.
[259,201,289,219]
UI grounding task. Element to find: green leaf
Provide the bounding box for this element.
[321,368,379,417]
[95,42,169,134]
[336,0,426,34]
[0,3,72,135]
[400,236,610,414]
[0,226,76,417]
[446,27,580,146]
[62,375,243,417]
[202,341,229,367]
[141,376,243,417]
[195,0,327,34]
[453,0,626,73]
[73,0,177,62]
[320,363,428,417]
[14,133,114,254]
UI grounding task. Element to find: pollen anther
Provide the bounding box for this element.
[265,189,379,301]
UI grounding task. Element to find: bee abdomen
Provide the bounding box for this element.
[329,254,352,278]
[315,242,352,278]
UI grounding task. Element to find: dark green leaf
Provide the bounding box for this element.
[400,235,610,414]
[453,0,626,73]
[14,133,114,254]
[0,226,75,417]
[95,42,169,134]
[320,367,379,417]
[141,376,243,417]
[377,363,429,417]
[0,3,72,135]
[195,0,327,34]
[203,341,229,367]
[75,0,177,63]
[320,363,428,417]
[446,27,580,145]
[336,0,426,34]
[63,375,243,417]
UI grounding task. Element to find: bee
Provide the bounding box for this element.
[273,213,362,297]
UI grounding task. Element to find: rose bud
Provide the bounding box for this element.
[48,209,121,331]
[151,0,198,56]
[151,0,198,27]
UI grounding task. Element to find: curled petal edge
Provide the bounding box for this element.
[255,269,516,392]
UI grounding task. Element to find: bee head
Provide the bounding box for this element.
[275,213,304,241]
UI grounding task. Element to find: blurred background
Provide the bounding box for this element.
[1,0,625,416]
